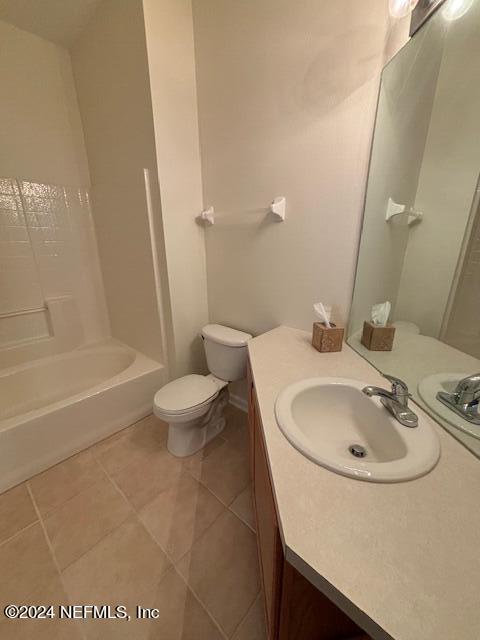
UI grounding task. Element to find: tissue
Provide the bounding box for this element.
[371,301,391,327]
[313,302,332,328]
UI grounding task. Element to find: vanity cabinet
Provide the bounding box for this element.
[252,392,283,637]
[247,361,371,640]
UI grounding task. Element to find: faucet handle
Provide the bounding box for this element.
[383,374,410,400]
[454,373,480,404]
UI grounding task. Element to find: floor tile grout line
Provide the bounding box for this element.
[170,565,229,640]
[82,454,163,564]
[162,501,227,568]
[93,459,135,514]
[116,455,229,572]
[203,476,250,509]
[57,513,143,577]
[10,487,89,640]
[90,414,181,476]
[228,504,256,533]
[1,488,87,640]
[95,452,147,518]
[51,497,133,574]
[24,481,84,630]
[0,418,153,565]
[126,492,230,638]
[28,451,109,521]
[34,446,242,603]
[28,453,137,575]
[88,417,230,570]
[105,452,233,640]
[115,460,238,576]
[93,449,189,574]
[91,412,158,458]
[183,455,251,509]
[183,464,232,506]
[26,483,62,577]
[94,414,236,515]
[32,467,114,525]
[6,411,253,640]
[34,452,138,576]
[29,413,250,626]
[0,518,39,549]
[163,508,259,638]
[230,590,263,639]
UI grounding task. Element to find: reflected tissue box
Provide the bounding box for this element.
[312,322,344,353]
[361,321,395,351]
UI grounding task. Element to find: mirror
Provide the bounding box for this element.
[348,0,480,457]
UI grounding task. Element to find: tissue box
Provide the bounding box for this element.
[361,321,395,351]
[312,322,344,353]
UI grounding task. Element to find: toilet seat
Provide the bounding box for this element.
[154,374,219,416]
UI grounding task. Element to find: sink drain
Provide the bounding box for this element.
[349,444,367,458]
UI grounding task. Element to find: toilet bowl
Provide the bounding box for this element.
[154,324,252,457]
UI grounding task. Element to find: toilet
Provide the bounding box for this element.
[153,324,252,457]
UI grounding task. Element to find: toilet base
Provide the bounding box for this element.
[166,388,228,457]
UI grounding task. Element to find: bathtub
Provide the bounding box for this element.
[0,341,165,492]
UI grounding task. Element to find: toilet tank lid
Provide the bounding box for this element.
[202,324,252,347]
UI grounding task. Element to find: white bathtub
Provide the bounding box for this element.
[0,341,165,492]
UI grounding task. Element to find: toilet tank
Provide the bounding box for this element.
[201,324,252,382]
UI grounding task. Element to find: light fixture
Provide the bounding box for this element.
[389,0,420,18]
[442,0,474,20]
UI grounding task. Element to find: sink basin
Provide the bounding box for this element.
[275,377,440,482]
[418,372,480,440]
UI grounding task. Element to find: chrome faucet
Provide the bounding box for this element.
[437,373,480,425]
[362,374,418,428]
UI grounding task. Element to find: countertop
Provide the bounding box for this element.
[349,330,480,457]
[248,326,480,640]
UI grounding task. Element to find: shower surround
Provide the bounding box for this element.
[0,177,108,364]
[0,178,165,491]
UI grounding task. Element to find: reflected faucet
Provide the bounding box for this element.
[363,374,418,428]
[437,373,480,425]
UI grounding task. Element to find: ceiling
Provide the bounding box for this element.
[0,0,103,48]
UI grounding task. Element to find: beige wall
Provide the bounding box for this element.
[0,20,89,187]
[395,0,480,337]
[192,0,409,337]
[350,17,445,334]
[143,0,209,376]
[72,0,167,363]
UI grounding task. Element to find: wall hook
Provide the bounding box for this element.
[270,196,286,221]
[385,197,422,225]
[197,206,215,225]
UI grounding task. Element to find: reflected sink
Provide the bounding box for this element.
[418,372,480,440]
[275,377,440,482]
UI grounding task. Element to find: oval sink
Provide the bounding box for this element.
[275,377,440,483]
[418,372,480,440]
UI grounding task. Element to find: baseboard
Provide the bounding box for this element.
[229,392,248,413]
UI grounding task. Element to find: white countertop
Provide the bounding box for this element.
[248,326,480,640]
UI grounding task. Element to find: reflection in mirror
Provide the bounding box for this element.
[348,0,480,457]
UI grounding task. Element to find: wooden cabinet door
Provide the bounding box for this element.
[251,386,284,639]
[279,563,368,640]
[247,359,255,479]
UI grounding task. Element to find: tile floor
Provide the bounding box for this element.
[0,405,266,640]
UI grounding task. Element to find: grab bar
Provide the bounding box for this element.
[0,306,46,320]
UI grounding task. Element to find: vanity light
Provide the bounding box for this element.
[389,0,420,18]
[442,0,474,20]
